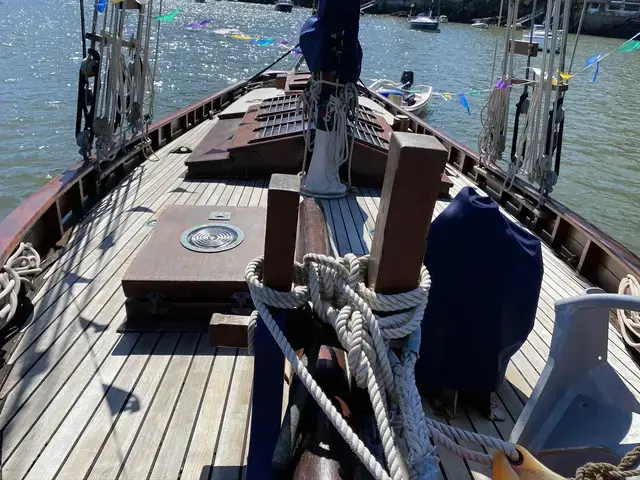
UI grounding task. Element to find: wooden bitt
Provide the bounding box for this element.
[368,132,448,293]
[209,314,249,347]
[246,173,300,480]
[275,74,287,89]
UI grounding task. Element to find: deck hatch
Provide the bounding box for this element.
[180,223,245,253]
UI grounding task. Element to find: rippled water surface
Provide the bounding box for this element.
[1,0,639,254]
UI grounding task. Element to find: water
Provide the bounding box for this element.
[1,0,639,254]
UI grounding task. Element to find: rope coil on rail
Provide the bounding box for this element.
[0,243,42,325]
[617,274,640,350]
[245,253,519,480]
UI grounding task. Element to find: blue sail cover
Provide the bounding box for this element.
[299,0,362,83]
[416,187,543,393]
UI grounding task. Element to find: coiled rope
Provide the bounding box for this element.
[0,243,42,325]
[617,274,640,350]
[245,253,519,480]
[573,445,640,480]
[296,76,358,187]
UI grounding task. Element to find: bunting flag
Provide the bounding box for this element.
[495,79,509,89]
[459,93,471,116]
[467,90,482,96]
[96,0,107,12]
[442,92,452,100]
[184,19,213,28]
[586,53,602,83]
[252,38,274,46]
[617,40,640,52]
[154,8,179,22]
[231,33,255,40]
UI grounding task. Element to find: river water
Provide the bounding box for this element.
[1,0,638,254]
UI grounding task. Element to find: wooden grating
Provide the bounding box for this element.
[256,94,382,126]
[241,98,390,152]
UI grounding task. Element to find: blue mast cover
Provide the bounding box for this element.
[299,0,363,83]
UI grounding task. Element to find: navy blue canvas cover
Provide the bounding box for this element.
[299,0,362,83]
[416,187,543,392]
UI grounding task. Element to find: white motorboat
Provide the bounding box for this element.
[523,24,563,52]
[439,15,449,23]
[409,13,440,32]
[274,0,294,12]
[471,21,489,29]
[369,73,432,115]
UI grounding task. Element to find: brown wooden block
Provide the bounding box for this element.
[263,174,300,291]
[368,132,448,293]
[275,74,287,90]
[210,313,250,347]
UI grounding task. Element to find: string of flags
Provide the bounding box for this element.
[432,30,640,115]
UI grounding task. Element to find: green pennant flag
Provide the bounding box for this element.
[154,8,179,22]
[467,90,482,96]
[617,40,640,52]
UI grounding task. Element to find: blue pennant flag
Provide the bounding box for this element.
[586,53,603,83]
[96,0,107,12]
[459,93,471,116]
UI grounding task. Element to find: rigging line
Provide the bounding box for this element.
[568,0,588,73]
[489,0,506,85]
[79,0,87,57]
[247,43,301,84]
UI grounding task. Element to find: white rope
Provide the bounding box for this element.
[0,243,42,325]
[245,254,519,479]
[478,85,511,167]
[618,275,640,349]
[296,77,358,187]
[296,74,322,175]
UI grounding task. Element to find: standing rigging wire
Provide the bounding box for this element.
[568,0,588,73]
[79,0,87,57]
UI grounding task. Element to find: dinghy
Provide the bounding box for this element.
[369,72,433,115]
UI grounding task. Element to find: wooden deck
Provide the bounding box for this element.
[1,118,639,479]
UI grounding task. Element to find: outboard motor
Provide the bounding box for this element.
[400,70,414,89]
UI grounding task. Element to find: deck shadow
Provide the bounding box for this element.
[198,465,245,480]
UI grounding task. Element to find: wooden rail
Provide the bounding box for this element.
[0,78,252,269]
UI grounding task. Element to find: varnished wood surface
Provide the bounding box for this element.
[0,112,639,480]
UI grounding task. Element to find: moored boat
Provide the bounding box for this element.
[439,14,448,23]
[1,0,640,478]
[523,23,563,52]
[471,21,489,28]
[274,0,293,12]
[409,13,440,31]
[369,73,432,115]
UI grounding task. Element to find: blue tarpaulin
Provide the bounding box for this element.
[416,187,543,393]
[299,0,362,83]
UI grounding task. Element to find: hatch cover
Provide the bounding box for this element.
[180,223,245,253]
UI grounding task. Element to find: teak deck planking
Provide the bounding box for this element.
[0,117,638,480]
